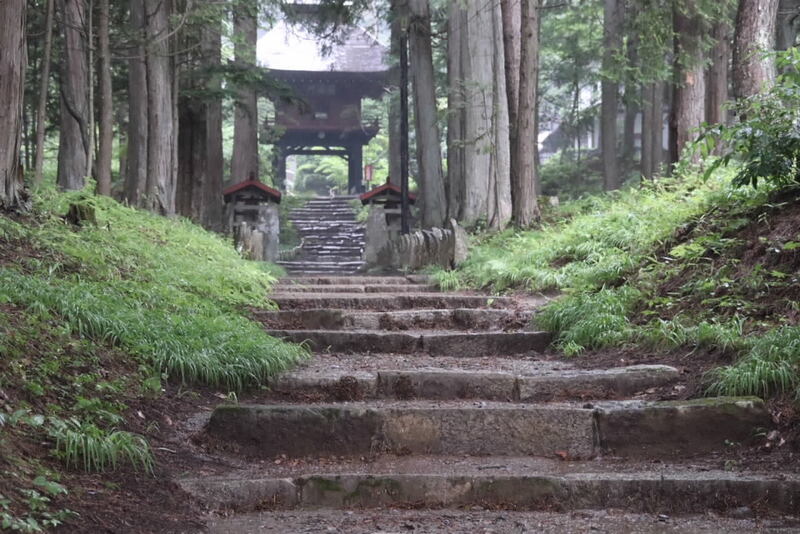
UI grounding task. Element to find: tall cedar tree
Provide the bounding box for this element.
[0,0,26,209]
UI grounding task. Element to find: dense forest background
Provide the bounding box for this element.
[3,0,797,229]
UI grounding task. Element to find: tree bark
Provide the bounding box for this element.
[231,5,259,183]
[177,22,223,231]
[706,21,731,126]
[670,1,706,166]
[57,0,90,191]
[512,0,541,226]
[0,0,26,209]
[446,1,466,220]
[488,0,512,229]
[96,0,113,196]
[126,0,147,205]
[501,0,521,203]
[733,0,779,99]
[601,0,622,190]
[33,0,54,185]
[388,8,402,186]
[641,83,654,179]
[776,0,800,50]
[408,0,446,228]
[144,0,175,215]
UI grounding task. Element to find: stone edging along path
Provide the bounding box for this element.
[180,274,800,532]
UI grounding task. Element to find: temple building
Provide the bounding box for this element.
[258,17,389,194]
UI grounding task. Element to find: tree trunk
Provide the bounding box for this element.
[776,0,800,50]
[601,0,622,190]
[488,0,512,229]
[706,21,731,126]
[231,5,259,183]
[652,81,663,175]
[641,83,654,179]
[388,8,402,186]
[144,0,175,215]
[408,0,447,229]
[97,0,113,196]
[501,0,521,203]
[670,1,706,166]
[446,1,466,220]
[513,0,541,226]
[57,0,90,191]
[461,0,491,224]
[0,0,26,209]
[622,7,639,170]
[33,0,54,185]
[733,0,779,99]
[126,0,147,205]
[178,24,224,231]
[201,25,224,231]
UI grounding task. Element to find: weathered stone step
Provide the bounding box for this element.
[293,256,364,264]
[279,275,430,285]
[255,307,528,330]
[271,284,435,294]
[205,509,798,534]
[269,293,514,311]
[270,360,679,402]
[264,329,551,356]
[301,245,364,251]
[276,261,365,270]
[180,455,798,514]
[204,397,769,460]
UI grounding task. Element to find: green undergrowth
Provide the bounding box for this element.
[1,188,307,391]
[437,172,800,400]
[0,187,308,530]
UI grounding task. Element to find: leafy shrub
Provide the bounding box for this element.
[701,49,800,189]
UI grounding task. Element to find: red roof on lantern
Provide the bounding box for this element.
[223,180,282,203]
[359,182,417,205]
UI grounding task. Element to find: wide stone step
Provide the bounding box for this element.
[271,284,435,294]
[269,359,680,402]
[205,509,798,534]
[279,275,430,285]
[265,329,552,356]
[276,261,365,270]
[204,398,770,460]
[294,256,364,264]
[180,455,799,514]
[255,307,529,330]
[269,293,514,311]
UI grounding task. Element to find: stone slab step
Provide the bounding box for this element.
[293,256,364,264]
[265,329,552,356]
[279,276,430,285]
[271,362,680,402]
[206,509,799,534]
[204,397,769,460]
[180,455,798,514]
[272,284,436,294]
[276,261,366,269]
[270,294,514,311]
[255,307,529,330]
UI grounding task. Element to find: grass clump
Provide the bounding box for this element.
[49,418,154,474]
[710,327,800,399]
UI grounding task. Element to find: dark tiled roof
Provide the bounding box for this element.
[223,180,282,203]
[360,182,417,205]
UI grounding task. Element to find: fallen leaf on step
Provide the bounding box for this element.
[555,450,569,461]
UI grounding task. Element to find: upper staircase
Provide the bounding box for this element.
[277,196,366,275]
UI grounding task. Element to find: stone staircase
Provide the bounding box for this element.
[181,277,799,533]
[277,196,366,275]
